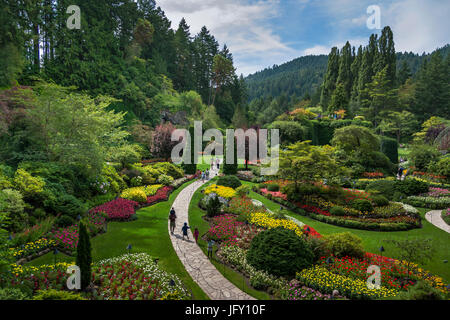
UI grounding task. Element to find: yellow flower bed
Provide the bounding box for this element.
[9,238,56,259]
[11,262,75,277]
[397,260,448,294]
[204,184,236,199]
[249,212,304,237]
[121,185,163,202]
[296,265,399,299]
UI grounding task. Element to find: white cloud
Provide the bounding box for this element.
[156,0,298,75]
[302,45,330,56]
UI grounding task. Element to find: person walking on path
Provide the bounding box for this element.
[169,207,177,235]
[201,171,205,182]
[181,222,191,241]
[207,239,215,258]
[211,158,215,170]
[206,169,210,180]
[193,228,200,243]
[216,158,220,171]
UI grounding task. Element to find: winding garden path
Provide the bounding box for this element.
[169,167,255,300]
[425,210,450,234]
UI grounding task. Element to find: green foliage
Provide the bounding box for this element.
[205,194,222,218]
[0,189,27,232]
[152,162,184,179]
[269,121,308,145]
[157,174,174,186]
[247,227,314,278]
[384,238,435,274]
[394,281,445,300]
[217,175,242,189]
[409,144,441,170]
[330,206,346,216]
[332,126,380,153]
[32,289,86,300]
[372,195,389,207]
[380,136,399,164]
[283,183,321,202]
[266,184,280,192]
[236,185,251,197]
[0,287,29,300]
[395,179,429,196]
[182,127,197,175]
[223,137,238,175]
[428,156,450,177]
[54,194,86,220]
[76,222,92,290]
[55,215,76,228]
[323,232,365,258]
[351,199,373,213]
[13,169,45,199]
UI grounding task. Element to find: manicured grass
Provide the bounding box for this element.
[242,181,450,283]
[27,181,209,300]
[188,178,272,300]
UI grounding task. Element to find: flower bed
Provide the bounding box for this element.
[362,172,384,179]
[403,195,450,209]
[249,212,305,238]
[92,253,189,300]
[146,186,173,205]
[90,198,139,221]
[442,208,450,225]
[296,265,399,300]
[225,196,267,216]
[283,283,343,300]
[120,185,163,199]
[10,238,56,261]
[425,187,450,198]
[49,225,79,252]
[204,184,236,199]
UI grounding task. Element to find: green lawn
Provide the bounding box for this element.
[188,178,272,300]
[26,181,209,300]
[242,181,450,283]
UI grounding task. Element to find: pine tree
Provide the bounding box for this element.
[374,26,396,86]
[76,222,92,291]
[173,18,193,91]
[397,60,412,86]
[336,41,353,100]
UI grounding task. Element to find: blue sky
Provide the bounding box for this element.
[157,0,450,76]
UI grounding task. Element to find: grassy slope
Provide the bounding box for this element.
[242,181,450,283]
[188,178,271,300]
[26,181,209,300]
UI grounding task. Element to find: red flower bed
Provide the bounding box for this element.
[297,204,331,217]
[207,215,244,247]
[362,172,384,178]
[90,198,139,220]
[303,225,322,238]
[146,186,173,205]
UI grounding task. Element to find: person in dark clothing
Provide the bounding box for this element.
[169,208,177,234]
[181,222,190,240]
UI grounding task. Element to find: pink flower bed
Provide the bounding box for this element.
[297,204,331,217]
[207,215,244,247]
[50,225,79,251]
[90,198,139,220]
[260,188,288,200]
[426,187,450,198]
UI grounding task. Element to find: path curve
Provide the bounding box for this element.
[425,210,450,233]
[169,167,255,300]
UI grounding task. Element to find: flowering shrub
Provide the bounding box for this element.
[260,188,287,200]
[93,253,189,300]
[283,283,343,300]
[442,208,450,225]
[90,198,139,220]
[121,185,163,199]
[425,187,450,198]
[10,238,56,260]
[226,197,266,216]
[404,195,450,209]
[204,184,236,199]
[296,265,399,299]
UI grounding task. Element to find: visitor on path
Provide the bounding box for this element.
[216,158,220,170]
[211,158,215,170]
[201,171,205,182]
[181,222,191,240]
[169,208,177,235]
[397,167,404,180]
[206,169,210,180]
[193,228,199,243]
[207,239,215,258]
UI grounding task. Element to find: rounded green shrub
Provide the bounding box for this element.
[330,206,346,216]
[217,175,242,189]
[55,215,76,228]
[395,179,429,196]
[323,232,365,258]
[54,194,85,219]
[267,184,280,192]
[0,288,29,300]
[372,195,389,207]
[246,227,314,278]
[157,174,174,186]
[365,180,396,199]
[352,199,373,212]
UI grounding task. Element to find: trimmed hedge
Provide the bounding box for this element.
[380,136,398,164]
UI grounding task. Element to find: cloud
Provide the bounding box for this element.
[156,0,298,75]
[302,45,330,56]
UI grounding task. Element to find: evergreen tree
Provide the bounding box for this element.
[320,47,340,111]
[397,60,412,86]
[374,26,396,86]
[182,126,197,174]
[173,18,193,92]
[223,136,238,175]
[336,41,353,101]
[76,222,92,291]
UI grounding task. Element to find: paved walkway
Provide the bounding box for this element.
[169,166,255,300]
[425,210,450,233]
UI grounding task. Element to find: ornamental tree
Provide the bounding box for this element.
[151,122,178,161]
[76,222,92,291]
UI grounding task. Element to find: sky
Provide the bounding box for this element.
[156,0,450,76]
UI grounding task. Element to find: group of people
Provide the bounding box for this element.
[211,157,221,171]
[168,207,216,258]
[199,157,221,182]
[397,166,409,180]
